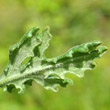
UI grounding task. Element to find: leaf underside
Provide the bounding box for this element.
[0,26,107,93]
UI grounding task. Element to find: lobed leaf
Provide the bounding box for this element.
[0,26,107,93]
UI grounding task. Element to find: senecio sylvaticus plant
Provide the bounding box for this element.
[0,27,107,93]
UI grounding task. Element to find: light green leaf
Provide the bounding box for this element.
[0,26,107,93]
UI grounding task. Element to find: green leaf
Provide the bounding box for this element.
[0,26,107,93]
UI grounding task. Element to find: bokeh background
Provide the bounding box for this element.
[0,0,110,110]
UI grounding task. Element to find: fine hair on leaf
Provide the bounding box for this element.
[0,26,107,93]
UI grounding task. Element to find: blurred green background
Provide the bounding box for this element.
[0,0,110,110]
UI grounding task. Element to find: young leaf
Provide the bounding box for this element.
[0,26,107,93]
